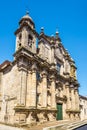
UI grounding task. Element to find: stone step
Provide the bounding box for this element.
[67,120,87,130]
[42,120,86,130]
[54,120,87,130]
[25,120,70,130]
[61,120,83,129]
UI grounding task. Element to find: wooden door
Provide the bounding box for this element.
[57,103,63,120]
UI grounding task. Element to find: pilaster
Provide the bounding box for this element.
[75,87,79,110]
[50,75,56,109]
[42,69,47,108]
[26,70,32,107]
[21,28,27,47]
[70,85,75,110]
[64,56,70,76]
[32,37,36,54]
[30,62,37,108]
[0,72,3,92]
[17,57,28,106]
[65,82,71,110]
[20,68,27,106]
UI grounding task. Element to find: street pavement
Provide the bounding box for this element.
[0,124,24,130]
[0,120,87,130]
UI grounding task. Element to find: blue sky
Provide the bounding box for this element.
[0,0,87,96]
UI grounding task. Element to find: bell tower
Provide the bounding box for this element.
[15,11,37,54]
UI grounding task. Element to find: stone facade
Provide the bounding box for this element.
[80,95,87,120]
[0,12,80,125]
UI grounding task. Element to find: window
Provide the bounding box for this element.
[36,72,41,81]
[57,63,61,74]
[28,34,33,47]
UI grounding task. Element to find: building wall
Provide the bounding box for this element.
[0,64,21,124]
[0,12,80,125]
[80,96,87,120]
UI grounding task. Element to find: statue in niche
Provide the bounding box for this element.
[56,82,63,97]
[70,66,76,79]
[47,90,51,107]
[37,93,41,106]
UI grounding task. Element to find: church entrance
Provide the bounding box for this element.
[56,103,63,120]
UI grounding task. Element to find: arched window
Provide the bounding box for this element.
[36,71,41,81]
[28,34,33,47]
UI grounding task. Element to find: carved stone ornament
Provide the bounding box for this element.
[55,47,63,60]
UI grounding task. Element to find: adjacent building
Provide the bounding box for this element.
[0,12,80,125]
[80,95,87,120]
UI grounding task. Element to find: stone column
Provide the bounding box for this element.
[30,63,37,108]
[26,70,32,107]
[51,75,56,108]
[75,87,79,110]
[20,69,27,106]
[71,85,75,110]
[65,82,71,110]
[42,70,47,108]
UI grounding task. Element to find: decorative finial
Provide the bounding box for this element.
[41,27,44,33]
[26,10,29,15]
[56,28,59,37]
[66,49,68,52]
[51,34,54,37]
[56,31,59,35]
[51,35,54,44]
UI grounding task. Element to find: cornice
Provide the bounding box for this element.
[79,95,87,100]
[15,22,39,37]
[14,106,57,112]
[0,60,12,72]
[66,109,80,113]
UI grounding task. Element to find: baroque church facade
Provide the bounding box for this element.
[0,12,80,125]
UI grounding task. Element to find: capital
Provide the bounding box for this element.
[51,44,55,49]
[41,69,47,77]
[50,74,56,81]
[74,87,78,91]
[65,82,70,88]
[70,84,74,88]
[32,62,37,71]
